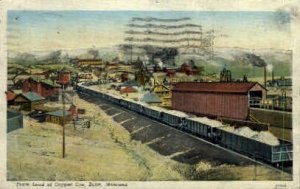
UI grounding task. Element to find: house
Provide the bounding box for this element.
[7,110,23,133]
[22,76,60,98]
[45,110,72,125]
[172,82,267,120]
[14,92,46,111]
[6,90,17,105]
[141,93,161,105]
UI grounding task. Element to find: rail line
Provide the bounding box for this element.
[77,92,292,175]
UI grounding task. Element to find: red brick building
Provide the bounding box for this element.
[171,82,267,120]
[22,77,60,98]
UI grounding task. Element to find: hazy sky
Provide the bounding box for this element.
[7,11,291,53]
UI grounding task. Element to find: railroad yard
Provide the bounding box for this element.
[6,12,294,183]
[7,92,292,181]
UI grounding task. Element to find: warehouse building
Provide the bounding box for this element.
[171,82,266,120]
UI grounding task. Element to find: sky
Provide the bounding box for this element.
[7,10,291,53]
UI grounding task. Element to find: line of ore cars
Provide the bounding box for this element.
[77,84,292,165]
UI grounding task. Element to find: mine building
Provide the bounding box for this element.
[14,92,46,111]
[45,110,72,125]
[152,80,172,108]
[171,82,267,120]
[22,76,60,99]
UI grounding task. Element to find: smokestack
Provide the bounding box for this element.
[272,69,274,82]
[264,66,267,88]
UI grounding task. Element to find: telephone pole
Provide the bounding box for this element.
[62,84,66,158]
[58,71,71,158]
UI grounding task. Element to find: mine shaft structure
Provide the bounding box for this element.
[119,16,215,66]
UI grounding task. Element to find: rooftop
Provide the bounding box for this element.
[141,93,161,103]
[21,92,45,102]
[46,110,70,117]
[172,82,265,94]
[29,76,61,87]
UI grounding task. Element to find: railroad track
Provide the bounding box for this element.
[77,92,292,175]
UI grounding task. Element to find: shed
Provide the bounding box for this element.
[171,82,267,120]
[45,110,71,125]
[141,93,162,105]
[7,110,23,133]
[14,92,46,111]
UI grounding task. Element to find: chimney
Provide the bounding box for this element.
[272,69,274,82]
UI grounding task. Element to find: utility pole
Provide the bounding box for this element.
[58,71,71,159]
[62,83,66,158]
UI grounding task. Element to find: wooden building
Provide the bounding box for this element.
[14,92,46,111]
[22,76,60,98]
[152,80,171,108]
[171,82,267,120]
[45,110,71,125]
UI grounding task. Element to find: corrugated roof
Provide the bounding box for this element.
[172,82,263,93]
[46,110,70,117]
[29,76,60,87]
[141,93,161,103]
[22,92,45,102]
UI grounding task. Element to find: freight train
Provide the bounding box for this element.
[76,83,293,165]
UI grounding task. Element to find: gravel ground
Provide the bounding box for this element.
[7,93,292,181]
